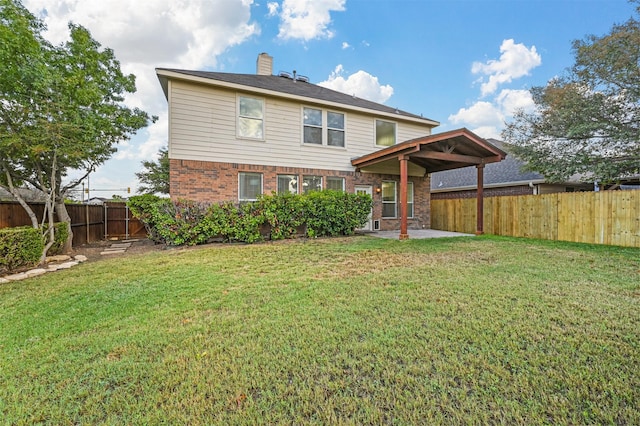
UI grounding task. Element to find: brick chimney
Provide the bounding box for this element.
[256,53,273,75]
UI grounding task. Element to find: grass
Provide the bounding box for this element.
[0,235,638,424]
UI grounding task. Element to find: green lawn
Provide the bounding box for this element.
[1,235,638,424]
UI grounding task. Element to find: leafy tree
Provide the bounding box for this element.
[502,1,640,185]
[135,147,170,194]
[0,0,155,257]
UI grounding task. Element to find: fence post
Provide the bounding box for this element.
[125,204,130,240]
[104,203,108,240]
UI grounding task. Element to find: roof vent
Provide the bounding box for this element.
[296,75,309,83]
[278,71,292,79]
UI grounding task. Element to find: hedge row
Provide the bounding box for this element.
[0,223,69,273]
[128,191,373,246]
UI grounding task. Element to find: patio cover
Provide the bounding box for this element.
[351,128,507,239]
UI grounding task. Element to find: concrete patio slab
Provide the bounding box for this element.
[366,229,475,239]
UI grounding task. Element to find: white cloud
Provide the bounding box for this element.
[267,2,279,16]
[448,89,535,138]
[276,0,346,40]
[22,0,259,194]
[342,41,350,49]
[472,39,541,96]
[318,65,394,104]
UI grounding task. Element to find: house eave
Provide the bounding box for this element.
[156,68,440,127]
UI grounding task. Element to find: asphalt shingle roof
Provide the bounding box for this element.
[430,139,544,190]
[157,68,438,124]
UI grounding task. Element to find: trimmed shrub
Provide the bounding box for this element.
[207,202,263,244]
[128,194,165,242]
[304,190,372,238]
[0,226,44,273]
[256,192,306,240]
[128,190,372,247]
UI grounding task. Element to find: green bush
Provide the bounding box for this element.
[128,194,165,242]
[0,226,44,273]
[256,192,306,240]
[43,222,69,255]
[127,191,372,247]
[304,190,372,238]
[207,202,264,244]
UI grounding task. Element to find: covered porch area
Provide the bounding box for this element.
[351,128,507,239]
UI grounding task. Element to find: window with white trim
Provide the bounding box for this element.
[326,177,345,191]
[302,175,323,193]
[375,119,396,147]
[277,174,298,194]
[382,181,396,218]
[327,111,345,147]
[238,172,262,201]
[407,181,414,218]
[303,107,345,147]
[238,95,264,139]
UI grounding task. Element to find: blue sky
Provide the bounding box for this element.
[22,0,638,198]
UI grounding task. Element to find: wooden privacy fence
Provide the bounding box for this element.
[431,190,640,248]
[0,201,147,247]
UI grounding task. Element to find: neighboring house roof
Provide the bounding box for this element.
[0,187,47,202]
[156,68,440,127]
[430,138,585,191]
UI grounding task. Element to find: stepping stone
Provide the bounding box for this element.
[5,273,28,281]
[110,243,132,249]
[56,261,79,269]
[25,268,47,277]
[46,254,71,262]
[74,255,88,262]
[101,250,126,255]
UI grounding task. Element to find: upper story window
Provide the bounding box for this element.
[327,112,345,147]
[238,95,264,139]
[303,107,322,144]
[375,119,396,147]
[303,107,345,147]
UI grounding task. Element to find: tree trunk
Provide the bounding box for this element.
[55,199,73,253]
[2,168,39,228]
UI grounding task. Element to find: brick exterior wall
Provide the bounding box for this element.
[431,185,534,200]
[170,159,431,231]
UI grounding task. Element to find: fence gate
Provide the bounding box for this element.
[103,202,146,240]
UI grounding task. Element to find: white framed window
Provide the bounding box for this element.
[302,107,345,147]
[326,177,345,191]
[407,181,414,218]
[239,172,262,201]
[375,119,396,147]
[302,175,323,193]
[277,174,298,194]
[238,95,264,139]
[382,181,396,218]
[303,107,323,144]
[327,111,345,147]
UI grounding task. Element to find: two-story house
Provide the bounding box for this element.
[156,53,506,238]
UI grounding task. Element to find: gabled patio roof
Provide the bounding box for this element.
[351,128,506,175]
[351,128,507,239]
